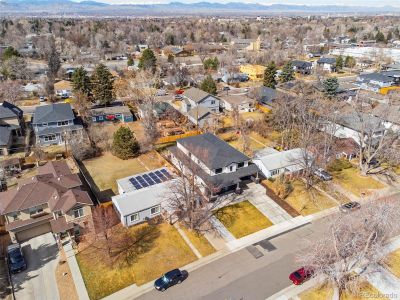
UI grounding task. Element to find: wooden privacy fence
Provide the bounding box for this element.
[156,130,201,145]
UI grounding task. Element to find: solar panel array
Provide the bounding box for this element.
[129,168,173,190]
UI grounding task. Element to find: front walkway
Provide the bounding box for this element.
[63,240,90,300]
[209,216,236,242]
[173,223,202,258]
[366,264,400,296]
[246,182,293,224]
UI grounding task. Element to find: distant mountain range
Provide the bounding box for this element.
[1,0,400,17]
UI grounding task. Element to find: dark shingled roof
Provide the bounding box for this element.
[0,126,12,146]
[176,133,250,169]
[32,103,75,124]
[0,101,23,119]
[291,60,312,68]
[317,57,336,65]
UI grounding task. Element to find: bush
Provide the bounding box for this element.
[275,175,293,199]
[327,159,352,172]
[112,127,140,160]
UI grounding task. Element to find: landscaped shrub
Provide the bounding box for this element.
[327,159,352,172]
[112,127,140,160]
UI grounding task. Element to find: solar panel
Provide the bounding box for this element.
[129,178,143,190]
[142,174,155,185]
[154,170,167,181]
[161,169,173,179]
[149,173,162,183]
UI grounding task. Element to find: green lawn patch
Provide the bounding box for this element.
[215,200,273,238]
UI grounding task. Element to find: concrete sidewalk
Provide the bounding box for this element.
[247,183,292,224]
[366,265,400,296]
[63,240,90,300]
[209,216,236,242]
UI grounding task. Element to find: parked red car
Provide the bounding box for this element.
[289,267,314,285]
[175,89,184,95]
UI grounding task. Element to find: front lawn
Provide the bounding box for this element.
[82,151,164,195]
[215,200,273,238]
[218,131,274,155]
[77,223,197,300]
[180,227,216,257]
[300,282,386,300]
[332,167,385,197]
[384,249,400,278]
[265,180,337,216]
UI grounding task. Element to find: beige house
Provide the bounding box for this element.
[0,160,93,243]
[0,101,24,157]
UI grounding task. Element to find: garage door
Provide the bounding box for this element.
[16,222,52,242]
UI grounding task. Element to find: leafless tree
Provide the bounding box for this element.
[298,198,400,299]
[0,80,22,104]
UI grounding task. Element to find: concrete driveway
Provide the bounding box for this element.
[12,233,60,300]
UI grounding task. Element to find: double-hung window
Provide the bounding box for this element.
[130,213,139,222]
[73,207,84,218]
[150,205,160,215]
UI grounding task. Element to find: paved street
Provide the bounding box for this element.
[138,218,328,300]
[12,233,60,300]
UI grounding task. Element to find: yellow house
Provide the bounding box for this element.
[246,36,263,52]
[379,86,400,95]
[240,64,266,81]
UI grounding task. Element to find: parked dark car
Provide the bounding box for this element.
[340,201,361,213]
[7,243,27,274]
[314,168,332,181]
[154,269,184,291]
[362,158,380,167]
[289,267,314,285]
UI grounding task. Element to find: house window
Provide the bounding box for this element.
[115,113,122,118]
[44,134,56,142]
[98,116,104,121]
[150,205,160,215]
[73,207,84,219]
[92,117,97,122]
[211,100,216,105]
[29,206,44,216]
[42,123,48,127]
[48,122,57,126]
[58,121,69,126]
[271,169,280,176]
[238,162,244,168]
[215,168,223,174]
[74,224,80,236]
[130,213,139,222]
[229,166,233,171]
[10,212,19,221]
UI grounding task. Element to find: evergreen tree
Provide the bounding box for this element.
[279,62,294,83]
[345,56,356,69]
[387,31,393,42]
[72,67,91,96]
[127,57,134,67]
[138,48,157,72]
[200,75,217,95]
[323,77,339,97]
[2,46,19,61]
[203,57,219,71]
[112,127,140,160]
[336,56,344,70]
[375,31,386,43]
[263,62,277,89]
[47,39,61,79]
[91,64,114,105]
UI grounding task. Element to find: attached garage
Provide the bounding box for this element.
[15,222,52,242]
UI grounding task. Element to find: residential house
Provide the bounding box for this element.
[291,60,313,75]
[249,86,277,105]
[372,104,400,132]
[240,64,266,81]
[316,57,337,72]
[219,94,255,112]
[137,102,177,120]
[0,160,93,243]
[253,148,311,179]
[32,103,83,146]
[112,168,175,226]
[326,112,386,146]
[54,80,73,98]
[162,46,193,57]
[90,105,133,123]
[231,36,263,51]
[356,71,400,93]
[221,72,249,84]
[168,133,259,198]
[0,101,24,156]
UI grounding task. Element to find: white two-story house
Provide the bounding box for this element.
[168,133,259,199]
[32,103,83,146]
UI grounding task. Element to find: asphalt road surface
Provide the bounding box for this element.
[138,218,328,300]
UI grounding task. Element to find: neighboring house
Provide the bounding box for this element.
[181,87,220,113]
[137,102,177,120]
[356,71,400,93]
[291,60,313,75]
[187,106,218,127]
[162,46,193,57]
[253,148,311,178]
[0,158,21,176]
[326,112,386,146]
[249,86,277,105]
[221,72,249,84]
[239,64,266,81]
[0,101,24,156]
[90,105,133,123]
[168,133,259,198]
[0,160,94,243]
[316,57,337,72]
[54,80,73,98]
[231,36,263,51]
[32,103,83,146]
[372,104,400,132]
[112,168,175,227]
[220,94,255,112]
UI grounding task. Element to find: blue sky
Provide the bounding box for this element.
[91,0,397,6]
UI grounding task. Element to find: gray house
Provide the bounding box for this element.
[169,133,259,198]
[112,168,175,227]
[0,101,24,156]
[32,103,83,146]
[181,88,220,114]
[291,60,313,75]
